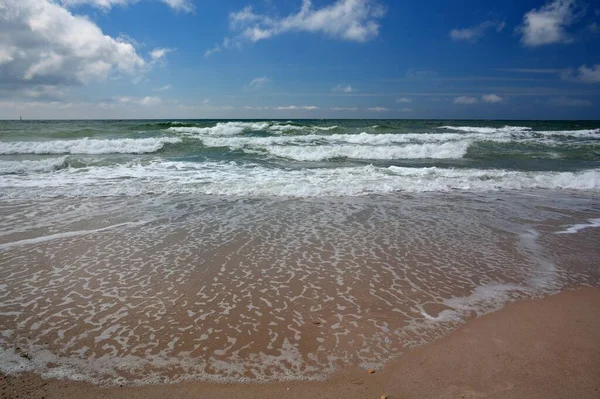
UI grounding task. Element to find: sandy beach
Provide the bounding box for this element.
[2,0,600,395]
[3,287,599,399]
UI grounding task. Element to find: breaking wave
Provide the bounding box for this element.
[1,161,598,198]
[0,157,68,174]
[0,137,181,155]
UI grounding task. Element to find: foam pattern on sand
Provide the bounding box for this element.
[1,193,599,385]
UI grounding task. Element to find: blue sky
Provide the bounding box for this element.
[0,0,599,119]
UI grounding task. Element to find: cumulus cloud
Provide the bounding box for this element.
[518,0,583,46]
[0,0,146,96]
[450,20,505,42]
[453,96,479,104]
[563,64,600,83]
[400,108,413,112]
[247,76,270,89]
[150,48,174,61]
[547,96,592,107]
[59,0,194,12]
[204,45,222,57]
[367,107,388,112]
[396,97,412,103]
[160,0,194,12]
[117,96,162,106]
[274,105,319,110]
[228,0,386,44]
[481,94,503,103]
[332,84,355,93]
[153,84,172,92]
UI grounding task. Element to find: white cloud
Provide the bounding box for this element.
[518,0,582,46]
[0,99,245,119]
[547,96,592,107]
[450,20,505,42]
[160,0,194,12]
[248,76,270,89]
[153,84,172,92]
[481,94,503,103]
[205,45,222,57]
[396,97,412,103]
[563,64,600,83]
[244,105,270,110]
[229,0,386,44]
[332,84,355,93]
[15,85,67,100]
[0,0,146,95]
[205,38,232,58]
[400,107,413,112]
[453,96,479,104]
[150,48,174,61]
[367,107,388,112]
[330,107,358,111]
[117,96,162,106]
[59,0,194,12]
[274,105,319,110]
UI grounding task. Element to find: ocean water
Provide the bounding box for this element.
[0,119,599,197]
[0,119,599,385]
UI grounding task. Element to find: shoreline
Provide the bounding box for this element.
[3,287,600,399]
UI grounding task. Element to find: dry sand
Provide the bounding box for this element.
[2,287,599,399]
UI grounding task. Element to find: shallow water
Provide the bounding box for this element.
[0,191,599,385]
[1,119,599,384]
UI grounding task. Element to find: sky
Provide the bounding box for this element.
[0,0,599,119]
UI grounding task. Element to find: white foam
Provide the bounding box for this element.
[169,122,270,136]
[535,129,600,138]
[169,122,339,136]
[0,137,181,155]
[439,125,532,133]
[0,157,68,174]
[263,141,471,161]
[199,132,475,149]
[442,283,525,317]
[0,221,148,251]
[555,218,600,234]
[1,161,598,198]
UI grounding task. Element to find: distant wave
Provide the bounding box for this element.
[534,129,600,138]
[439,125,532,133]
[439,125,600,137]
[169,122,271,136]
[0,137,181,155]
[199,132,472,148]
[261,141,471,161]
[169,122,340,136]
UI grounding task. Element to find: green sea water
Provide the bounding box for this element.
[0,119,598,197]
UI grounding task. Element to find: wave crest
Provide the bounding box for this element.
[0,157,68,174]
[0,137,181,155]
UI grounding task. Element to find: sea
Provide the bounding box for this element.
[0,119,599,385]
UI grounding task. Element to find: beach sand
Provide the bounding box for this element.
[2,287,599,399]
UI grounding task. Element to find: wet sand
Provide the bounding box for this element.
[3,287,599,399]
